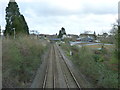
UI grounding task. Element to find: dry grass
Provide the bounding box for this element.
[2,36,48,88]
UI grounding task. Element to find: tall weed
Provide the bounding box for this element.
[2,36,48,87]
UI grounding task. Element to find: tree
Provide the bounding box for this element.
[94,31,96,35]
[110,21,119,58]
[117,20,120,59]
[103,33,108,38]
[20,15,29,34]
[94,31,97,40]
[4,0,29,37]
[61,27,66,35]
[58,30,62,38]
[58,27,66,38]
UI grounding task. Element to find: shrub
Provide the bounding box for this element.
[61,44,118,88]
[2,36,48,87]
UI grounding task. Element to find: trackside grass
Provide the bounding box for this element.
[61,43,118,88]
[2,36,48,87]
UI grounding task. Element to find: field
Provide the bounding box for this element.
[2,36,48,87]
[61,43,118,88]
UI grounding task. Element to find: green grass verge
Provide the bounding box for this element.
[61,43,118,88]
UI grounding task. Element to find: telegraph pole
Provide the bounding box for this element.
[0,26,2,37]
[13,28,15,39]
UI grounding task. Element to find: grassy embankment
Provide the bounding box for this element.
[61,43,118,88]
[2,36,48,87]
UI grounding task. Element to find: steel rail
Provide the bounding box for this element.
[53,46,56,89]
[56,44,81,89]
[54,45,70,89]
[42,45,55,88]
[42,64,49,88]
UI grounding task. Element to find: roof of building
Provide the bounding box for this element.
[80,34,95,36]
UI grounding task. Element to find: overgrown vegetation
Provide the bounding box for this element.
[2,36,48,87]
[61,43,118,88]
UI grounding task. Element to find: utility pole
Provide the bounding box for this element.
[13,28,15,39]
[0,26,2,36]
[0,26,2,39]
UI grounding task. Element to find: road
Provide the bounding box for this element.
[31,43,92,88]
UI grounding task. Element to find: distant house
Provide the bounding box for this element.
[80,34,96,38]
[79,33,96,42]
[102,33,108,38]
[39,34,57,39]
[77,37,94,42]
[62,34,79,39]
[97,33,109,40]
[67,34,79,38]
[62,34,67,39]
[97,34,103,38]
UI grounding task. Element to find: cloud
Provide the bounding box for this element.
[19,0,118,17]
[0,0,119,34]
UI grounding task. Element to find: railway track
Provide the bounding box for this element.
[55,44,81,89]
[42,45,55,88]
[42,44,81,89]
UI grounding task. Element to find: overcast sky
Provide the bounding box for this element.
[0,0,119,35]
